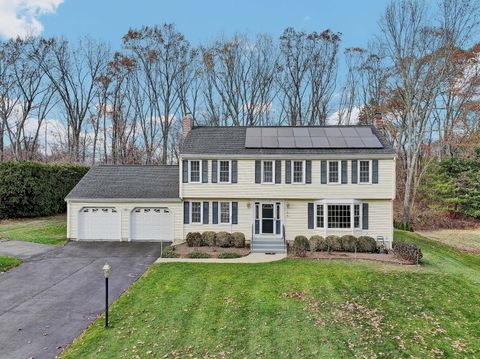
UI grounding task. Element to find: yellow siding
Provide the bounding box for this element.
[67,201,183,241]
[181,158,395,199]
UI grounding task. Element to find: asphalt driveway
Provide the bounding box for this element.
[0,240,165,359]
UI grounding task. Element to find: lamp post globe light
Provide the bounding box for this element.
[103,262,111,328]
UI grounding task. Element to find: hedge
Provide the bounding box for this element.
[0,161,89,219]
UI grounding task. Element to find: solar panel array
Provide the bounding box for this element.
[244,127,383,149]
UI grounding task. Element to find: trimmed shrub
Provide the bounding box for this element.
[217,252,241,259]
[216,232,233,247]
[309,235,327,252]
[292,235,310,257]
[202,231,216,246]
[186,251,210,259]
[0,161,89,219]
[357,236,377,253]
[393,242,423,264]
[161,246,179,258]
[186,232,203,247]
[340,235,358,253]
[232,232,246,248]
[325,235,342,252]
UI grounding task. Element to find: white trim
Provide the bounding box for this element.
[188,160,202,183]
[190,201,203,223]
[218,160,232,184]
[67,198,181,203]
[358,160,372,184]
[253,200,283,237]
[261,160,275,184]
[291,160,306,184]
[327,160,341,184]
[181,153,397,160]
[314,199,363,231]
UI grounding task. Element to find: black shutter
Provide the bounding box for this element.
[202,160,208,183]
[255,160,261,183]
[351,160,358,184]
[341,160,348,184]
[182,160,188,183]
[372,160,379,184]
[232,202,238,224]
[306,160,312,184]
[275,160,281,184]
[362,203,369,230]
[320,160,327,184]
[203,202,209,224]
[212,201,218,224]
[183,201,189,224]
[285,160,291,184]
[308,203,314,229]
[212,160,218,183]
[232,160,238,183]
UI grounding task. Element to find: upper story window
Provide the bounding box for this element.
[191,202,202,223]
[219,160,231,183]
[359,160,371,184]
[328,161,340,184]
[292,160,304,183]
[189,160,201,183]
[262,160,274,183]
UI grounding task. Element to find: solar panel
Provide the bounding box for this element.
[328,137,347,148]
[295,137,313,148]
[340,127,357,137]
[361,137,383,148]
[278,127,294,136]
[278,137,295,147]
[293,127,309,137]
[262,128,278,137]
[245,136,261,147]
[246,127,262,137]
[262,136,279,148]
[324,128,342,137]
[355,127,373,136]
[308,128,326,137]
[311,137,330,147]
[344,137,365,148]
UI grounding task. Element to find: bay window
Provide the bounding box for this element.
[315,201,363,230]
[327,204,351,228]
[316,204,324,228]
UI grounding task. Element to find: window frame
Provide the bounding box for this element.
[327,160,340,184]
[291,160,305,184]
[188,160,202,183]
[358,160,372,184]
[190,201,203,224]
[261,160,275,184]
[314,200,363,231]
[315,204,325,229]
[219,201,231,224]
[218,160,231,184]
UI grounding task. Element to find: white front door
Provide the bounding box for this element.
[130,207,172,241]
[254,202,282,236]
[78,207,121,241]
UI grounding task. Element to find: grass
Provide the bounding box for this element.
[418,229,480,255]
[0,215,67,246]
[62,230,480,358]
[0,256,22,272]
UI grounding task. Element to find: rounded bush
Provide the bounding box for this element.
[232,232,246,248]
[161,245,179,258]
[216,232,233,247]
[325,235,342,252]
[217,252,241,259]
[357,236,377,253]
[202,231,216,246]
[186,232,203,247]
[186,251,210,259]
[292,235,310,257]
[393,242,423,264]
[309,235,326,252]
[340,235,358,252]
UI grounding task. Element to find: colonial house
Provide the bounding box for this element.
[65,115,396,253]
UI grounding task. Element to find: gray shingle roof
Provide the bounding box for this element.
[180,125,396,156]
[65,165,179,201]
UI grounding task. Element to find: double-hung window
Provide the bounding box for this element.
[191,202,202,223]
[359,160,371,184]
[354,204,360,228]
[327,204,351,229]
[262,160,274,183]
[189,160,201,183]
[328,161,340,184]
[220,202,231,224]
[316,204,324,228]
[292,160,304,183]
[219,160,230,183]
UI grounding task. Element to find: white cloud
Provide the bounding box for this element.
[0,0,63,39]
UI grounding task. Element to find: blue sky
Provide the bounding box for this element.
[35,0,388,50]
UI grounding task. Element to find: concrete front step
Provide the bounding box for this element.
[252,239,287,253]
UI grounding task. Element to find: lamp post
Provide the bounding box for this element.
[102,262,111,328]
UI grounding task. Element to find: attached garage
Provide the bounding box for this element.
[78,207,121,241]
[130,207,173,241]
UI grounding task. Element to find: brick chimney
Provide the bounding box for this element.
[182,113,194,139]
[373,112,384,129]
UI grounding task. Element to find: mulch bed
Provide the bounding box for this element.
[172,242,250,258]
[288,251,412,265]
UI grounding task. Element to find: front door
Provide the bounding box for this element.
[255,202,281,236]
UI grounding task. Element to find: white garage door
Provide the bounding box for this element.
[130,207,172,241]
[78,207,121,241]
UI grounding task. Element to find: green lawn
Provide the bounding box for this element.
[62,230,480,358]
[0,215,67,246]
[0,256,22,272]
